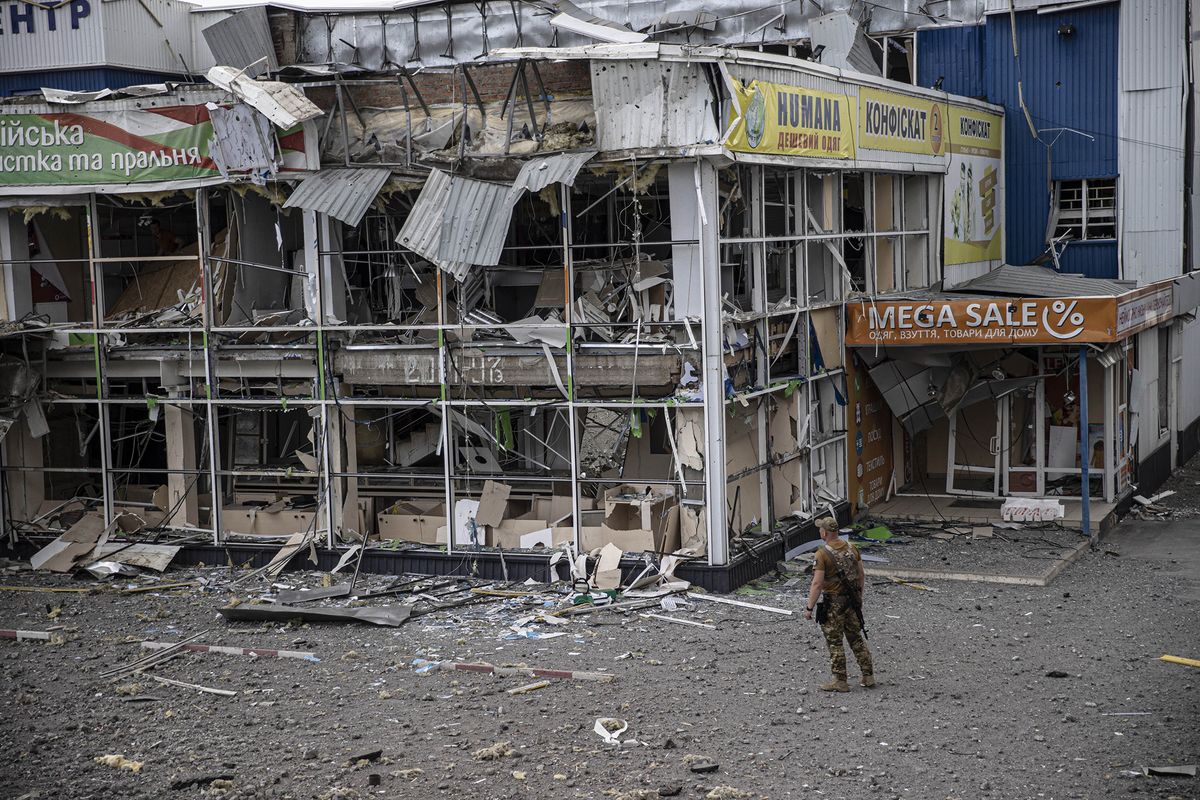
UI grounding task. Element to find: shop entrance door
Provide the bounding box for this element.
[946,397,1002,496]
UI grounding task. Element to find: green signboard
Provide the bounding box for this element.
[0,105,308,187]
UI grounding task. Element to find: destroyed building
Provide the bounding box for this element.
[2,0,1200,586]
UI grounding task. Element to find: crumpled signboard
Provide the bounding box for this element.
[724,78,856,160]
[0,105,308,187]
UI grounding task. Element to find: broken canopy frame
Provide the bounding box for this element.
[866,356,1041,435]
[396,153,595,281]
[283,167,393,227]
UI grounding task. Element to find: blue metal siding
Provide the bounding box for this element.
[1056,240,1120,279]
[916,25,985,99]
[916,7,1121,278]
[983,5,1120,275]
[0,68,182,97]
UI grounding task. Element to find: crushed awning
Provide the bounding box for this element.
[283,168,391,227]
[206,66,323,129]
[952,264,1133,298]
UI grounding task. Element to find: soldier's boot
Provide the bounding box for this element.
[819,675,850,692]
[860,673,876,688]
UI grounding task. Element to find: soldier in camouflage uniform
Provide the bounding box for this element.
[804,517,875,692]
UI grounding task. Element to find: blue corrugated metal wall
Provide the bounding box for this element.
[918,5,1120,278]
[916,25,985,98]
[0,68,182,97]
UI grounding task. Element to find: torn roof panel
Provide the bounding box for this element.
[440,172,515,271]
[395,169,515,281]
[41,88,113,104]
[206,66,323,129]
[282,168,391,227]
[201,7,279,77]
[549,0,650,44]
[508,151,596,201]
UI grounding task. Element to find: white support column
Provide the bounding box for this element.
[164,398,200,527]
[697,159,729,566]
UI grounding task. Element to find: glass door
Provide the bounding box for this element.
[1004,383,1043,495]
[946,398,1002,496]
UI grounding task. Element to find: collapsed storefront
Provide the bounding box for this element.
[1,43,1004,586]
[844,265,1182,523]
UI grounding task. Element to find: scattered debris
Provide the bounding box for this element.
[414,659,614,683]
[1160,654,1200,668]
[169,774,236,790]
[638,612,716,630]
[687,593,793,616]
[473,742,515,761]
[219,604,410,627]
[141,640,318,661]
[506,680,551,695]
[94,754,144,773]
[1142,765,1197,777]
[146,674,238,698]
[0,628,54,642]
[683,754,720,773]
[594,717,628,745]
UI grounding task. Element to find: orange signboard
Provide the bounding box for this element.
[846,285,1174,346]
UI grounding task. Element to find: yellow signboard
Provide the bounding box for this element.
[948,105,1002,157]
[858,88,948,156]
[945,104,1004,266]
[726,79,855,160]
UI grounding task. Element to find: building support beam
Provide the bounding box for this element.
[696,159,729,566]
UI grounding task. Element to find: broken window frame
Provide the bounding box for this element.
[1048,178,1118,243]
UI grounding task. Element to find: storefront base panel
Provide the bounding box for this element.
[1137,441,1173,498]
[866,493,1122,536]
[4,504,848,594]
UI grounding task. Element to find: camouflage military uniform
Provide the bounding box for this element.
[817,542,873,683]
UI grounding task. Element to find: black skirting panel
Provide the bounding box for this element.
[7,504,849,594]
[1137,441,1173,498]
[1178,415,1200,467]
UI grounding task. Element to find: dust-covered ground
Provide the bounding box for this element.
[1,516,1198,800]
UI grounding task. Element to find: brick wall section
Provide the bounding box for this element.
[303,61,592,112]
[269,11,298,67]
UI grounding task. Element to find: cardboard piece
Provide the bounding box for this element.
[377,500,446,544]
[594,543,623,590]
[679,505,707,555]
[264,531,314,578]
[475,480,511,528]
[88,543,180,572]
[601,485,679,553]
[518,528,555,549]
[222,506,318,537]
[30,513,110,572]
[452,499,483,546]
